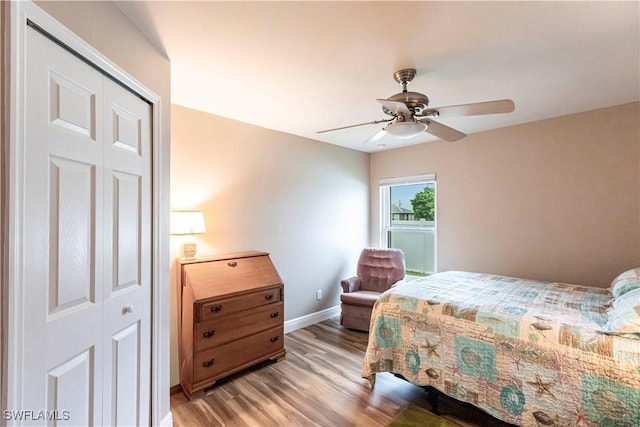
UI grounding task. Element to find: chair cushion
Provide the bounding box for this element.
[340,290,381,307]
[357,248,405,293]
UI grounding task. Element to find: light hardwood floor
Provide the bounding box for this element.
[170,317,512,426]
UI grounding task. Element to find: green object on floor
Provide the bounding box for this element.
[389,404,457,427]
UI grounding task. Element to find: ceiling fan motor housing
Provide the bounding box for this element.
[383,91,430,116]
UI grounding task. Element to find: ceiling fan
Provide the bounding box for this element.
[317,68,515,143]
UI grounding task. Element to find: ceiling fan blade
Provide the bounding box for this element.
[432,99,515,118]
[364,128,387,144]
[316,118,391,134]
[422,119,466,142]
[376,98,411,116]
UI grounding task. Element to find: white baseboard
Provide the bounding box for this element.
[159,411,173,427]
[284,305,340,334]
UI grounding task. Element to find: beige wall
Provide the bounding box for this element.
[32,1,172,421]
[371,102,640,288]
[170,105,369,386]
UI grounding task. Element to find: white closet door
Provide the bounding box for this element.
[101,78,151,427]
[22,25,151,426]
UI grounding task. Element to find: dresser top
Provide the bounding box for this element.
[180,251,282,300]
[178,251,268,266]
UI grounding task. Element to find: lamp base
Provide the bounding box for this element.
[180,241,197,259]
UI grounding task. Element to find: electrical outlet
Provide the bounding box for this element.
[316,290,322,300]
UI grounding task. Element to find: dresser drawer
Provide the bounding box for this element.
[195,302,283,351]
[198,286,281,321]
[194,326,284,383]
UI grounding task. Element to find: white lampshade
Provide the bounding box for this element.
[385,121,427,139]
[170,211,207,235]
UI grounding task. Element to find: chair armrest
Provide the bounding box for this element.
[341,276,360,293]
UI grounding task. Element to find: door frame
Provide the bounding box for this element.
[2,2,170,425]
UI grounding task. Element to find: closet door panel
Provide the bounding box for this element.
[110,322,142,427]
[102,78,152,427]
[24,26,104,425]
[48,157,96,315]
[46,349,95,426]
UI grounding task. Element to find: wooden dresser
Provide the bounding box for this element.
[178,251,286,399]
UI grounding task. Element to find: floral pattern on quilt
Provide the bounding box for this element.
[361,271,640,427]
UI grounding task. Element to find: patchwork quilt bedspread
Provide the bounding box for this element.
[361,271,640,426]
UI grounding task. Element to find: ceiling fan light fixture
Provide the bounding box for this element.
[385,121,427,139]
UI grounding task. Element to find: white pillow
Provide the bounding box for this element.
[610,268,640,298]
[606,288,640,333]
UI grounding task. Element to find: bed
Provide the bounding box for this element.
[361,270,640,426]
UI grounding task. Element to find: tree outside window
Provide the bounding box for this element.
[411,185,435,221]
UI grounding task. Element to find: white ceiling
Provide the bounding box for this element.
[115,1,640,153]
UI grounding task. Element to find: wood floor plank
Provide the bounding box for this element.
[171,317,510,426]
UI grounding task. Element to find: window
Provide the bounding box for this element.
[380,174,436,276]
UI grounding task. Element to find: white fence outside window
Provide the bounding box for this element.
[388,222,436,275]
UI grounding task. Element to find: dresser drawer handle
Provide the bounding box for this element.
[265,294,274,301]
[210,305,222,313]
[270,311,279,318]
[202,359,215,368]
[227,261,237,267]
[270,337,279,343]
[202,330,216,339]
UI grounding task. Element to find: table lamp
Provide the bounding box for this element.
[170,210,207,259]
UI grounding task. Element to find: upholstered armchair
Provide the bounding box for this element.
[340,248,406,331]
